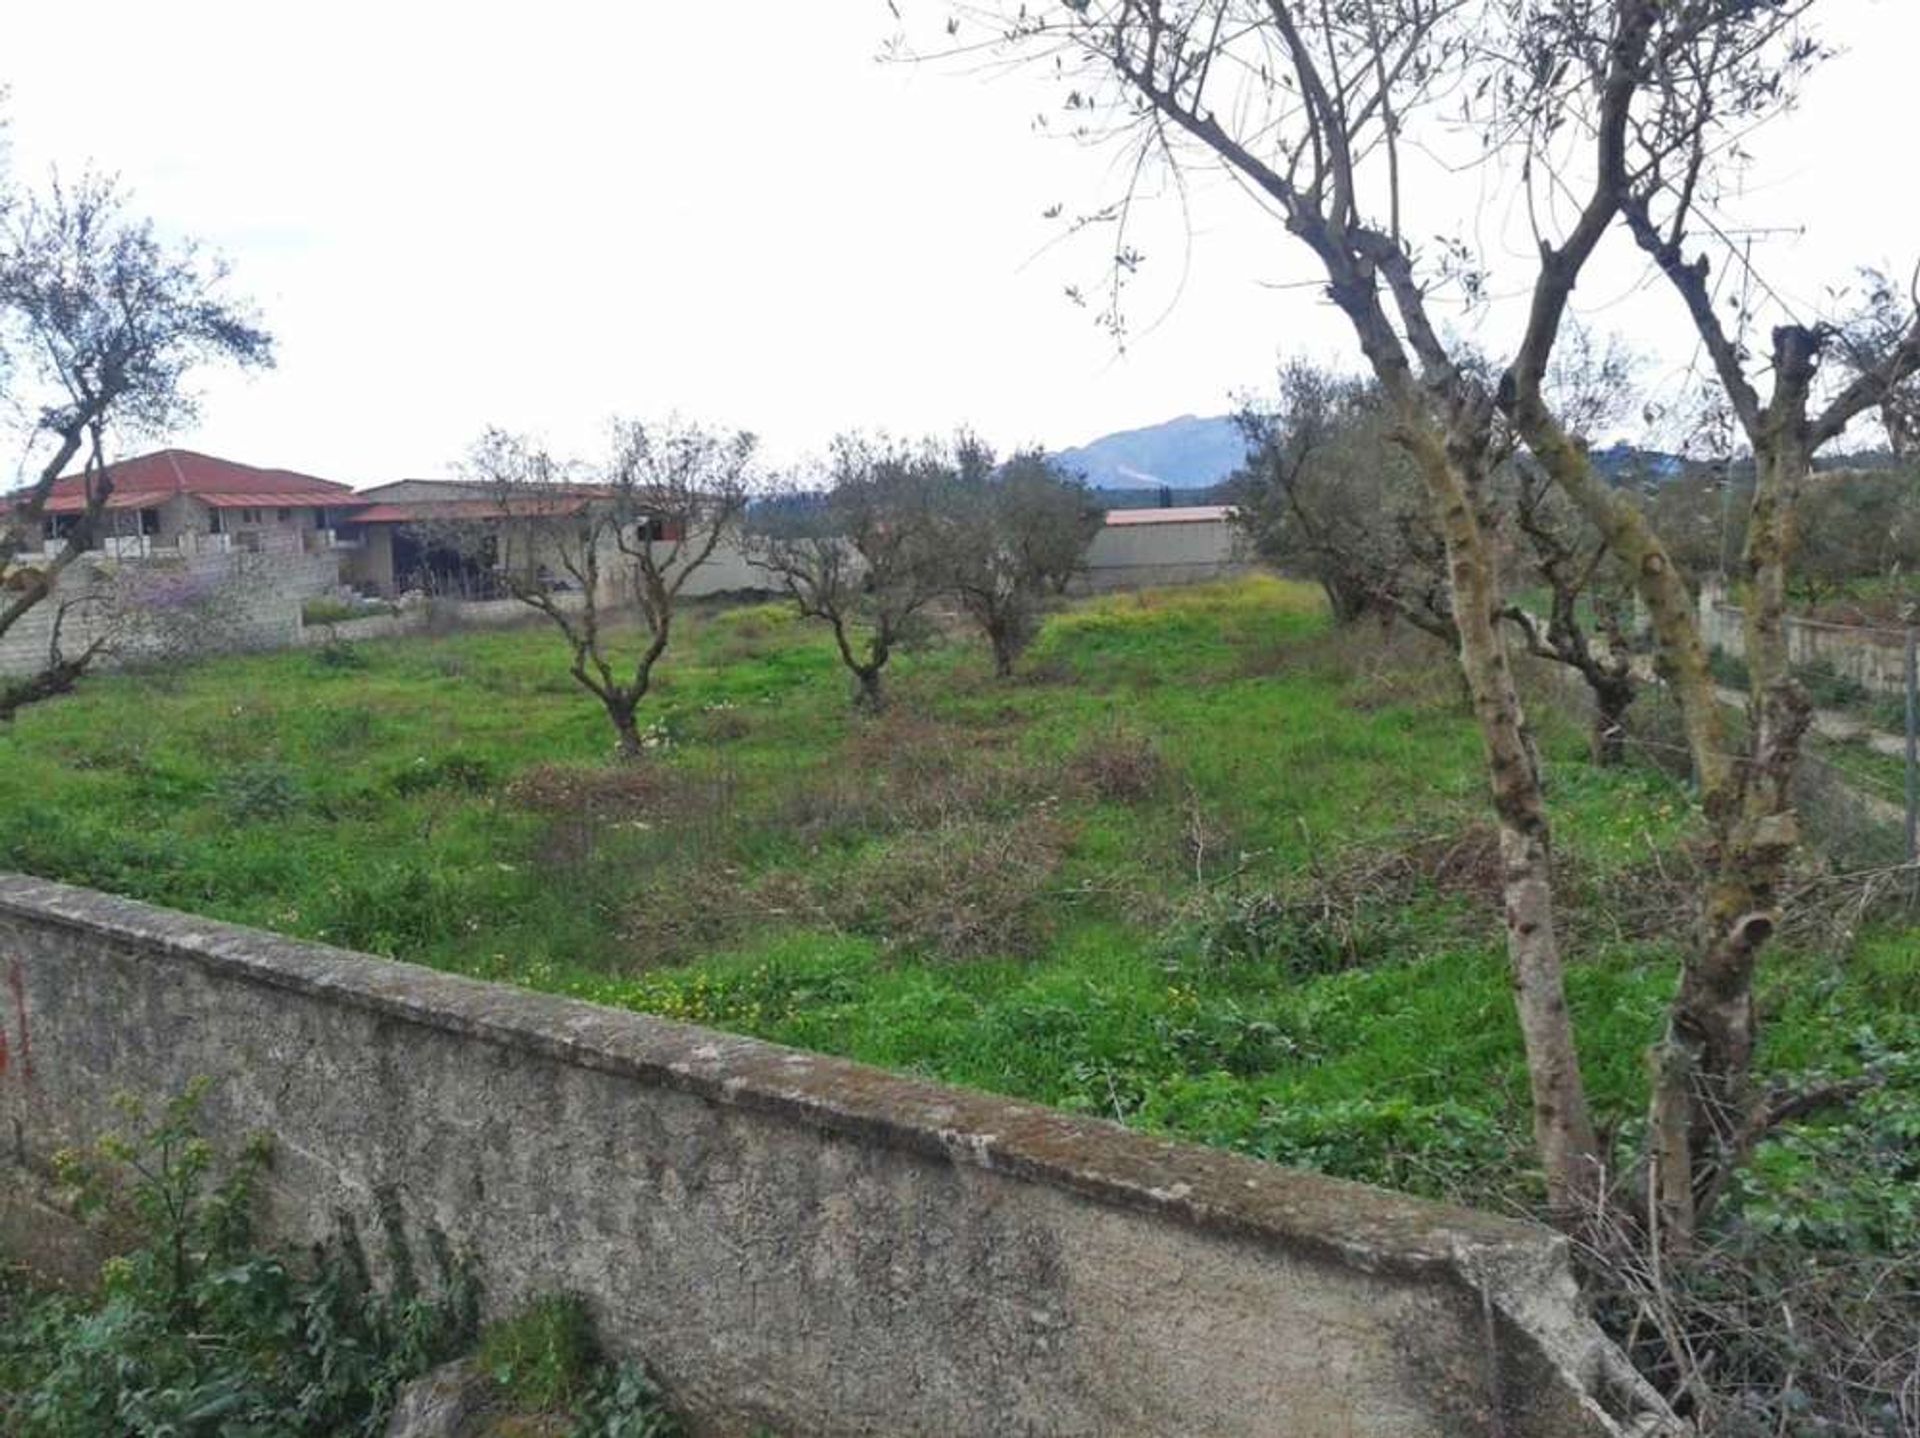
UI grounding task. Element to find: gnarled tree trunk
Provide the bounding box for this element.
[1379,381,1602,1217]
[851,663,887,712]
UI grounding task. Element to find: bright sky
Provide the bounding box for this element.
[3,0,1917,487]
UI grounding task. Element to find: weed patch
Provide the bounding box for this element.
[836,808,1073,961]
[1066,727,1169,803]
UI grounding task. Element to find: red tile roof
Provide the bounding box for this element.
[27,449,355,515]
[1102,505,1233,526]
[351,496,597,524]
[201,491,358,509]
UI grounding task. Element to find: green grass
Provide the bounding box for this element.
[1,576,1913,1209]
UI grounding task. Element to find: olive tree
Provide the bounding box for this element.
[941,443,1101,676]
[923,0,1826,1228]
[462,419,755,757]
[1230,362,1453,633]
[1238,337,1646,764]
[0,170,272,716]
[1489,6,1920,1242]
[744,435,949,711]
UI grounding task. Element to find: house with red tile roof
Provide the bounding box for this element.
[21,448,361,561]
[0,450,368,679]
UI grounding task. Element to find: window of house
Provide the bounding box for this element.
[241,508,262,524]
[277,508,292,522]
[140,509,159,536]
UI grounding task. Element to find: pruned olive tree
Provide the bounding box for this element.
[941,443,1102,676]
[923,0,1826,1232]
[461,419,755,758]
[744,435,949,711]
[1236,341,1645,764]
[1490,4,1920,1243]
[0,170,272,717]
[1230,361,1457,635]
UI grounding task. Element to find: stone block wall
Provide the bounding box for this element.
[0,549,340,678]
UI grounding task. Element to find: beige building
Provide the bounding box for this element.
[339,479,765,602]
[1083,505,1247,590]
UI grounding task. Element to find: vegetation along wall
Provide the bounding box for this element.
[1698,580,1911,696]
[0,874,1672,1437]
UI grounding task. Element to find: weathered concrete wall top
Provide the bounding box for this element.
[1698,580,1910,696]
[0,876,1669,1437]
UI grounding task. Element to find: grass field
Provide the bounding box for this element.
[1,575,1913,1214]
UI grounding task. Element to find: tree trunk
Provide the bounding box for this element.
[1403,423,1603,1218]
[852,665,886,713]
[1321,574,1373,624]
[1590,676,1633,767]
[1323,264,1601,1218]
[606,696,644,761]
[1648,433,1811,1242]
[990,628,1017,679]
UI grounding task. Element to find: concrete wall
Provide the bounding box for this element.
[653,531,768,598]
[0,548,341,678]
[295,593,590,646]
[1083,517,1248,592]
[1699,581,1910,695]
[0,876,1667,1438]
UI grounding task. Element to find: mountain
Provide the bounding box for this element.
[1591,441,1687,486]
[1054,414,1249,491]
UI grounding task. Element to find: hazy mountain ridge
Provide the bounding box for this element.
[1054,414,1248,491]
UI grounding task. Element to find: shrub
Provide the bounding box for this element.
[312,862,516,955]
[1248,1096,1514,1198]
[388,750,497,797]
[778,711,1058,843]
[571,1361,687,1438]
[836,809,1071,961]
[308,704,379,751]
[1066,728,1169,803]
[302,596,395,626]
[1797,657,1871,712]
[507,761,677,819]
[1162,828,1488,979]
[312,635,368,671]
[1708,645,1749,690]
[3,1081,477,1437]
[1868,694,1908,733]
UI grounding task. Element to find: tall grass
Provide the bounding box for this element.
[0,578,1910,1213]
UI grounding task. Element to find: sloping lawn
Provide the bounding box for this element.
[0,576,1911,1213]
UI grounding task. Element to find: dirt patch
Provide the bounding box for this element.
[780,709,1061,840]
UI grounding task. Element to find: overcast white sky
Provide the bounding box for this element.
[4,0,1917,487]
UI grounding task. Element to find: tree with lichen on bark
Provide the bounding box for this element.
[1490,5,1920,1245]
[913,0,1859,1240]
